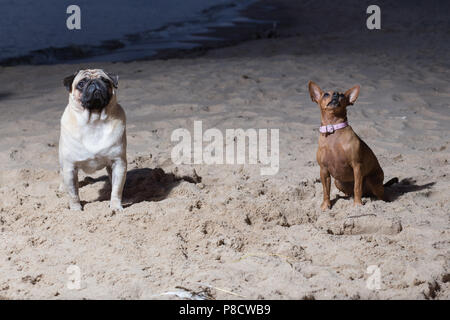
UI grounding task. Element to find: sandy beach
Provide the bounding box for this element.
[0,0,449,299]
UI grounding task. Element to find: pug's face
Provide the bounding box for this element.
[63,69,118,110]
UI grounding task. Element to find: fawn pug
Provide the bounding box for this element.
[59,69,127,211]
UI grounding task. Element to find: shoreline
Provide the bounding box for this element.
[0,0,287,66]
[149,0,290,61]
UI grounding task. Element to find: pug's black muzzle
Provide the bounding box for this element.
[81,79,111,110]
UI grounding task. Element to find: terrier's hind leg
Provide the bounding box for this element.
[365,167,385,201]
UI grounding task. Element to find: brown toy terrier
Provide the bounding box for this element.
[308,81,397,210]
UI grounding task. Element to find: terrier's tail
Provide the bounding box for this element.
[384,177,399,187]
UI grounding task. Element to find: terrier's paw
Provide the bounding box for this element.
[353,200,363,206]
[321,201,331,211]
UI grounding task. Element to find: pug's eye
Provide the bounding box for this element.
[101,77,112,87]
[77,79,87,89]
[323,93,329,98]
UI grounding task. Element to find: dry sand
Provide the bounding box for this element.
[0,0,449,299]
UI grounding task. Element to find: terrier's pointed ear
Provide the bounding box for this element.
[106,72,119,88]
[63,71,78,92]
[345,85,360,105]
[308,81,323,103]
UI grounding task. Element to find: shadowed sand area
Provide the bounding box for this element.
[0,0,449,299]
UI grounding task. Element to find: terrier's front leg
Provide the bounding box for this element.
[353,163,363,206]
[109,157,127,211]
[320,166,331,210]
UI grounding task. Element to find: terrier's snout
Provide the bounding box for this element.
[327,92,340,106]
[331,92,340,102]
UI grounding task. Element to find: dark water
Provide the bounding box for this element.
[0,0,257,65]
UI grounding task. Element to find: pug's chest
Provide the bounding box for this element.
[75,123,124,160]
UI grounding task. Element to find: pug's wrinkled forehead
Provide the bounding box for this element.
[77,69,108,80]
[63,69,118,92]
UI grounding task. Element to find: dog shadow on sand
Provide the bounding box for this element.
[79,167,201,208]
[331,178,436,206]
[387,178,435,201]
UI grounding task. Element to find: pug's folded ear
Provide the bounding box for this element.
[106,72,119,88]
[63,71,79,92]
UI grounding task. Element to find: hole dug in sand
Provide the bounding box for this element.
[316,213,403,236]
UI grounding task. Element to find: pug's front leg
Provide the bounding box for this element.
[109,157,127,211]
[62,163,82,211]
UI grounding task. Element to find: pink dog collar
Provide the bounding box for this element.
[319,121,348,134]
